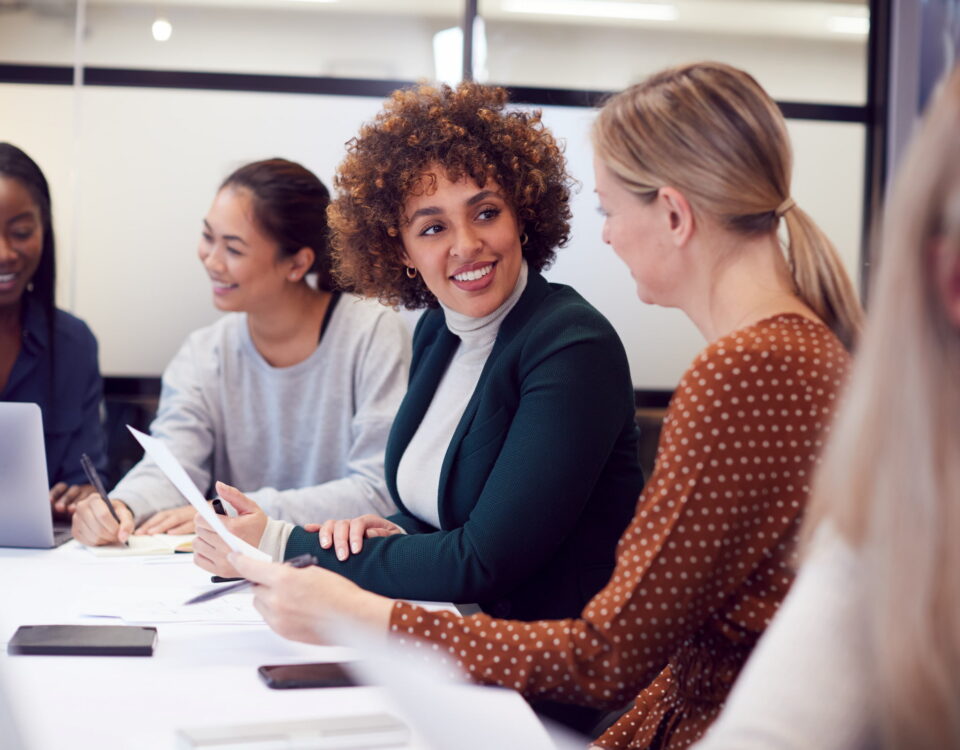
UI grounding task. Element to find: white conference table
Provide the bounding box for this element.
[0,542,440,750]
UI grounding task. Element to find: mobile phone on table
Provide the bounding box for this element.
[257,662,359,689]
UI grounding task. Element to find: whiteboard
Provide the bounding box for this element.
[0,82,864,389]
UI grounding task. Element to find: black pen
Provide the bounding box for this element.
[208,498,241,580]
[80,453,128,545]
[184,553,318,606]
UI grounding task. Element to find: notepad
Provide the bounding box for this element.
[7,625,157,656]
[84,534,195,557]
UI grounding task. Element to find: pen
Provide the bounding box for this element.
[80,453,128,544]
[208,499,241,581]
[184,553,318,605]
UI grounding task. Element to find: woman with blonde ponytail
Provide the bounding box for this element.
[694,65,960,750]
[594,62,862,350]
[211,64,861,749]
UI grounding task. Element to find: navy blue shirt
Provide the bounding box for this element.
[1,294,106,486]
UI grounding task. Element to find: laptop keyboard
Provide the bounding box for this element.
[52,523,73,547]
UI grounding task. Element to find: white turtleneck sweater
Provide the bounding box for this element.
[395,261,529,529]
[257,262,529,560]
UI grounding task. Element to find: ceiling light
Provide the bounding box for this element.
[827,15,869,35]
[151,17,172,42]
[433,18,489,87]
[433,26,462,87]
[501,0,678,22]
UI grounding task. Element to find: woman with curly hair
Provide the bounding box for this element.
[194,83,644,627]
[214,63,862,749]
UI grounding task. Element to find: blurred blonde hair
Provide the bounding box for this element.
[807,67,960,748]
[592,61,862,350]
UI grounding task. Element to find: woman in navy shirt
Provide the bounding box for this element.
[0,143,106,515]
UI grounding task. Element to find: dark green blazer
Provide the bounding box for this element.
[286,270,643,620]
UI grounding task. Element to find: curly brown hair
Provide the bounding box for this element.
[328,81,574,309]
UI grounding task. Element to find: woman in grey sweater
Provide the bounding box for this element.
[71,158,410,546]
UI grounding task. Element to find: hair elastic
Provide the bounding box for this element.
[775,197,796,218]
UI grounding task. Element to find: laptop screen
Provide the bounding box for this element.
[0,402,58,548]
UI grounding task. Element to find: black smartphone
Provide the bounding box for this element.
[257,662,359,689]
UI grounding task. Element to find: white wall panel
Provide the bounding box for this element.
[0,83,864,387]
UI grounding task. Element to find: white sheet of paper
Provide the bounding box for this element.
[80,586,262,624]
[127,426,270,561]
[328,617,585,750]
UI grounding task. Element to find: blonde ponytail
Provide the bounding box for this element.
[593,61,863,349]
[782,205,863,350]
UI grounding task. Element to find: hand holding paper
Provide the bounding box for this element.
[127,427,270,562]
[194,482,272,577]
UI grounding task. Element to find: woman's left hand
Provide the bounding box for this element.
[304,515,404,561]
[50,483,94,517]
[229,552,394,644]
[193,482,269,578]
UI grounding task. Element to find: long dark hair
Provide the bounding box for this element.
[220,158,337,292]
[0,143,56,329]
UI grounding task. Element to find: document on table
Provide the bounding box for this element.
[127,427,269,561]
[330,618,586,750]
[80,586,262,624]
[84,534,194,557]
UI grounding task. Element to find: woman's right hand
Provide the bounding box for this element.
[193,482,270,578]
[134,505,197,535]
[229,553,394,644]
[71,494,135,546]
[305,515,404,562]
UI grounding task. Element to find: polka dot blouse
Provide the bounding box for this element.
[389,314,851,749]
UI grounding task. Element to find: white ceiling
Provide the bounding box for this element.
[11,0,870,42]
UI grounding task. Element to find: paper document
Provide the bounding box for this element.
[329,618,585,750]
[81,586,262,624]
[127,427,269,561]
[84,534,195,557]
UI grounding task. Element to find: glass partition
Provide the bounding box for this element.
[479,0,869,104]
[1,0,463,80]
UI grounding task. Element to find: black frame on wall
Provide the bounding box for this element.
[0,0,889,273]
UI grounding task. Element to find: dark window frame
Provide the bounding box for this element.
[1,0,889,402]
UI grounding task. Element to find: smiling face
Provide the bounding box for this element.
[399,170,523,318]
[0,176,44,310]
[197,186,300,313]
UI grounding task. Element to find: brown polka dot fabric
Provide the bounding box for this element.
[389,315,851,749]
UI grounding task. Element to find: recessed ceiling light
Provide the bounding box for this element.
[502,0,678,22]
[151,17,172,42]
[827,15,869,35]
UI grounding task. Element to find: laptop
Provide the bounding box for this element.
[0,402,73,548]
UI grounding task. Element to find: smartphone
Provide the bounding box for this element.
[257,662,359,689]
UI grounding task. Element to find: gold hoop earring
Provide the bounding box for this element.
[405,266,418,279]
[520,232,529,246]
